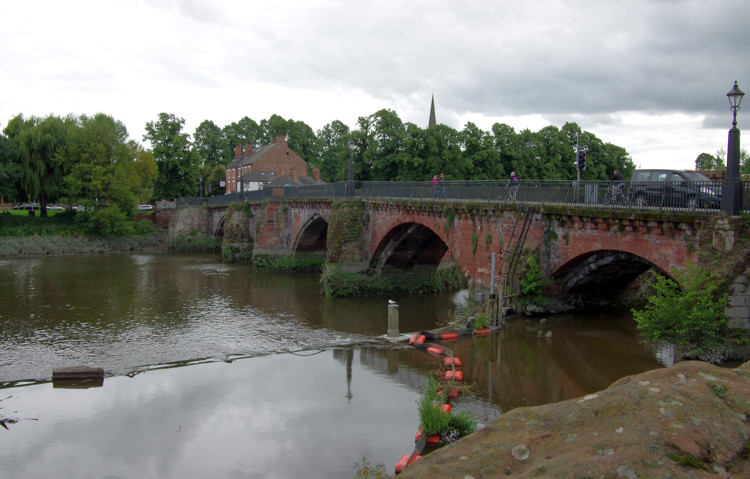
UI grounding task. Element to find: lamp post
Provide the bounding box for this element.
[347,139,355,197]
[721,81,745,215]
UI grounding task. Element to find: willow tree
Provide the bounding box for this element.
[8,114,71,216]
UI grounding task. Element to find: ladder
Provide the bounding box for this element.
[497,207,536,319]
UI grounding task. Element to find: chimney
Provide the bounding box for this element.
[234,145,241,159]
[313,167,320,182]
[245,142,252,157]
[275,134,286,146]
[291,167,298,181]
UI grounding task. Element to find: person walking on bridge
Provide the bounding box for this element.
[431,175,438,199]
[507,172,519,201]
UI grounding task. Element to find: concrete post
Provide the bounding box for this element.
[387,302,399,338]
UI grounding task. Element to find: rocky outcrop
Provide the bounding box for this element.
[401,360,750,478]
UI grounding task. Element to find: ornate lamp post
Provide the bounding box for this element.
[347,139,355,197]
[721,81,745,215]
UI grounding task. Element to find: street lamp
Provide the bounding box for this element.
[721,81,745,215]
[347,139,355,197]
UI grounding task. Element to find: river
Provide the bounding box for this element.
[0,253,667,478]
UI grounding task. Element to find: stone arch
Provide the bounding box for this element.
[369,222,449,274]
[551,249,672,306]
[214,215,226,238]
[294,213,328,256]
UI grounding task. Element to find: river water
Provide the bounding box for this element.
[0,253,667,478]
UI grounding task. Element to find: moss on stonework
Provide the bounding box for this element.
[327,201,365,264]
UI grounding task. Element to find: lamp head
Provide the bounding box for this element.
[727,81,745,111]
[348,139,355,151]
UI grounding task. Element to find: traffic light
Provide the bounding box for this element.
[577,150,587,171]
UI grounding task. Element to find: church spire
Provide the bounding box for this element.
[428,94,436,128]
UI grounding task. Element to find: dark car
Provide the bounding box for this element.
[629,169,721,209]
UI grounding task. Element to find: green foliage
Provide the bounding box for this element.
[167,236,222,253]
[88,205,134,236]
[353,457,391,479]
[473,313,490,331]
[519,253,551,309]
[471,232,478,254]
[321,263,466,298]
[632,262,734,361]
[417,376,477,440]
[667,452,705,470]
[251,254,325,272]
[708,382,727,399]
[144,113,199,200]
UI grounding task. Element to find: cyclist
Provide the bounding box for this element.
[610,169,625,202]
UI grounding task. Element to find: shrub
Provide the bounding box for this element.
[632,261,741,362]
[519,253,550,310]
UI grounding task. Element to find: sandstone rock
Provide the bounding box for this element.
[401,360,750,478]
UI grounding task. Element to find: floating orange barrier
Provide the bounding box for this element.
[416,334,426,344]
[474,328,491,336]
[409,334,417,344]
[395,453,422,473]
[427,345,445,356]
[444,357,462,367]
[445,370,464,381]
[439,332,458,341]
[437,388,460,399]
[439,403,452,414]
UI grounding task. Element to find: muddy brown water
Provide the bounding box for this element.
[0,254,667,478]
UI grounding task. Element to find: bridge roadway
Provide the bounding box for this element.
[167,186,744,311]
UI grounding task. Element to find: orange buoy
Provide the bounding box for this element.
[439,403,452,414]
[395,453,421,473]
[437,388,460,399]
[416,334,426,344]
[426,435,440,445]
[444,357,462,367]
[427,345,445,356]
[409,334,417,344]
[474,328,491,336]
[445,370,464,381]
[439,332,458,341]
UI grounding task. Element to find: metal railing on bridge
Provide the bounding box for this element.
[176,180,750,214]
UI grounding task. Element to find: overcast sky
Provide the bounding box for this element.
[1,0,748,171]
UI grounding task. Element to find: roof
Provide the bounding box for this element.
[240,171,276,182]
[226,143,275,169]
[266,175,326,188]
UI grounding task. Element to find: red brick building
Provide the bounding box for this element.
[225,135,311,193]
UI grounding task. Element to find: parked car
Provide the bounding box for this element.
[629,169,721,209]
[137,204,154,211]
[46,205,65,211]
[20,203,40,210]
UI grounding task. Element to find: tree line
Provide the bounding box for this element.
[1,109,638,216]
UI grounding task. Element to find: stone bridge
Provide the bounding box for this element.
[167,198,746,314]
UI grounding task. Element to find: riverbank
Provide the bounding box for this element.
[0,232,167,257]
[400,359,750,478]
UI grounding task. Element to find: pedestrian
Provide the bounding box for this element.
[431,175,438,198]
[438,173,446,198]
[507,172,519,201]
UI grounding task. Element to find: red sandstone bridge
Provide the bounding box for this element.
[167,180,745,310]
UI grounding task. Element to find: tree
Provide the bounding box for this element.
[316,120,350,182]
[10,114,71,216]
[144,113,199,200]
[695,152,723,170]
[62,113,134,213]
[0,130,23,203]
[193,120,225,167]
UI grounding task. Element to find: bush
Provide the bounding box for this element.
[519,253,551,311]
[632,262,742,362]
[417,376,477,440]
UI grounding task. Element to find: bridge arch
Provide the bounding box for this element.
[214,215,226,238]
[369,222,449,274]
[551,249,671,304]
[294,213,329,256]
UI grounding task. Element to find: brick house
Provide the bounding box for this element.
[225,135,312,193]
